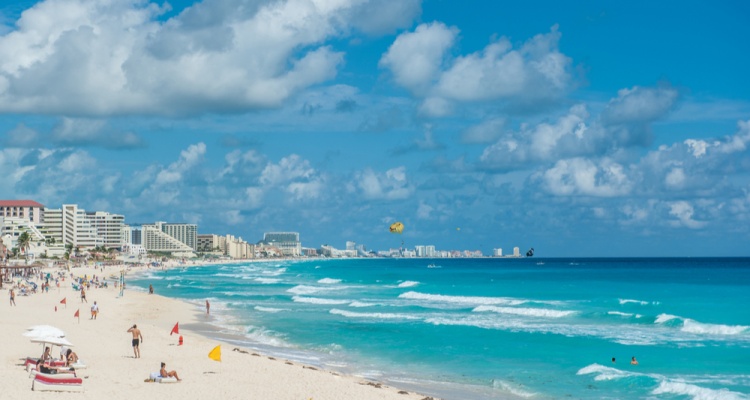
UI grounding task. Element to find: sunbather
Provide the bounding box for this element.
[66,349,79,366]
[159,362,181,381]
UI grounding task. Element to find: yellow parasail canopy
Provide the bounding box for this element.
[389,222,404,234]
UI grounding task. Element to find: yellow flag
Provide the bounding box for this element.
[208,345,221,362]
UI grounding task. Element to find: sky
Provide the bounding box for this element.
[0,0,749,257]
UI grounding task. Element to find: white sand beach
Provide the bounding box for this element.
[2,263,434,400]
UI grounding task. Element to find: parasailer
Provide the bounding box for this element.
[389,222,404,234]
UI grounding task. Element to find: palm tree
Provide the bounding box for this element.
[17,232,31,258]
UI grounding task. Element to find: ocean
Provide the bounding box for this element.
[129,257,750,399]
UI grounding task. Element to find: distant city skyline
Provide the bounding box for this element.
[1,1,749,257]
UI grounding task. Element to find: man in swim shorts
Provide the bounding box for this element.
[127,324,143,358]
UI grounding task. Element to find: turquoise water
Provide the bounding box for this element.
[130,258,750,399]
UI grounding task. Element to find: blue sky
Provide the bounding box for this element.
[1,0,749,257]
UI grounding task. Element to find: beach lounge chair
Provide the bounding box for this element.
[29,366,76,379]
[32,373,83,392]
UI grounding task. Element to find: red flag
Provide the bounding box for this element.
[74,309,80,318]
[170,322,179,335]
[60,298,66,304]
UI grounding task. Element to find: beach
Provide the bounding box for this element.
[2,263,432,400]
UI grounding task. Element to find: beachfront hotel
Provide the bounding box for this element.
[198,233,254,259]
[139,222,196,257]
[260,232,301,257]
[0,200,44,224]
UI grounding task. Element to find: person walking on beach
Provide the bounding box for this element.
[127,324,143,358]
[9,288,15,306]
[80,287,87,303]
[206,299,210,315]
[90,301,99,320]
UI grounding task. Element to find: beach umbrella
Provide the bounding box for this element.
[30,336,74,347]
[24,325,66,339]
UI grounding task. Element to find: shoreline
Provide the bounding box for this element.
[125,259,521,400]
[2,261,440,400]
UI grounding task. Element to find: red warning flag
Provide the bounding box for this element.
[60,298,66,304]
[74,309,80,318]
[170,322,179,335]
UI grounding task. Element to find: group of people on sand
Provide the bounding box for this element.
[127,324,181,381]
[38,346,81,374]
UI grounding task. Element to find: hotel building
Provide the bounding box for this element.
[0,200,44,224]
[261,232,301,257]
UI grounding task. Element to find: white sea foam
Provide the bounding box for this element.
[474,305,575,318]
[655,313,680,324]
[608,311,633,317]
[215,273,244,278]
[682,319,749,335]
[287,285,326,295]
[492,380,537,398]
[262,268,287,276]
[399,291,528,306]
[651,380,748,400]
[254,306,285,313]
[348,301,377,308]
[330,309,421,320]
[576,363,637,381]
[318,278,342,284]
[655,314,749,335]
[397,281,420,288]
[292,296,349,305]
[254,277,281,284]
[618,298,658,305]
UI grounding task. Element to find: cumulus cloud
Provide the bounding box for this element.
[668,201,707,229]
[381,24,573,117]
[353,166,413,200]
[0,0,419,116]
[379,22,457,95]
[538,157,632,197]
[476,84,684,172]
[462,118,506,144]
[3,123,39,147]
[260,154,325,200]
[391,125,445,155]
[602,85,679,124]
[480,105,591,170]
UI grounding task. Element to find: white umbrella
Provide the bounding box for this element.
[30,336,73,347]
[24,325,66,339]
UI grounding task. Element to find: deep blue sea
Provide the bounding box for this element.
[129,258,750,399]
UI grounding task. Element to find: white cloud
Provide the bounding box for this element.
[259,154,325,201]
[416,201,433,219]
[51,117,107,143]
[480,105,591,169]
[462,118,506,144]
[0,0,421,116]
[154,142,206,185]
[379,22,457,95]
[355,166,413,200]
[668,201,707,229]
[4,123,39,147]
[381,24,573,116]
[664,167,686,189]
[58,150,96,172]
[602,85,679,124]
[539,157,632,197]
[347,0,421,35]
